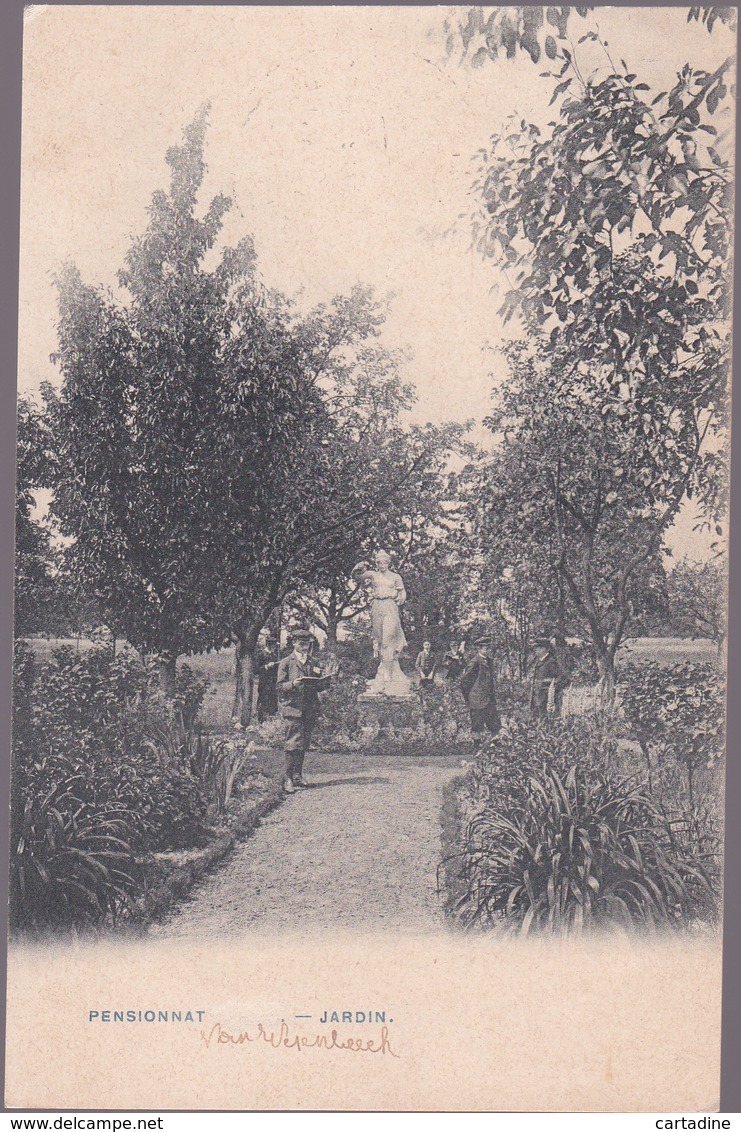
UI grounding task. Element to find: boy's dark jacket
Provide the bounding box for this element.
[277,654,327,718]
[460,654,497,709]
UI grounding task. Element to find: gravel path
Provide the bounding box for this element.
[150,754,462,937]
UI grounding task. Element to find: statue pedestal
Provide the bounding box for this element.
[364,657,412,699]
[357,691,421,745]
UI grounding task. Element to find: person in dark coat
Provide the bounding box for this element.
[256,633,280,722]
[529,636,563,719]
[276,629,331,793]
[460,637,501,748]
[442,639,465,681]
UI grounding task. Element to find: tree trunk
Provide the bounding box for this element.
[325,618,339,647]
[232,636,245,725]
[232,631,259,728]
[595,649,616,708]
[158,652,178,697]
[687,759,695,812]
[324,586,340,648]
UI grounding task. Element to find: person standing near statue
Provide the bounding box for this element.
[460,637,501,748]
[442,639,465,681]
[277,629,332,794]
[415,640,436,689]
[255,630,280,722]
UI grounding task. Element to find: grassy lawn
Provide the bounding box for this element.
[25,636,103,659]
[186,647,237,730]
[619,637,718,663]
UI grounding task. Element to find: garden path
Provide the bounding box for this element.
[149,752,463,937]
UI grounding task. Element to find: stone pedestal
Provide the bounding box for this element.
[357,691,421,744]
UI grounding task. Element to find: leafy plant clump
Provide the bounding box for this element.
[458,764,719,934]
[10,642,227,932]
[618,659,725,774]
[173,663,211,731]
[468,715,621,809]
[314,677,473,755]
[618,660,725,842]
[312,673,365,739]
[11,775,143,932]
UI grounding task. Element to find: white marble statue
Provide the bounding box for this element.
[352,550,412,697]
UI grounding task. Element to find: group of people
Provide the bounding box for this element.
[271,623,565,791]
[413,639,467,687]
[455,634,563,748]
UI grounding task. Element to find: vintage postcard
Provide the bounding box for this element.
[6,4,735,1111]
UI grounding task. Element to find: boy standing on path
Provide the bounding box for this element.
[277,629,331,794]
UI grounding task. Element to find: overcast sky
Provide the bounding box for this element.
[18,5,735,557]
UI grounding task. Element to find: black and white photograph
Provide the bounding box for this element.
[5,3,736,1112]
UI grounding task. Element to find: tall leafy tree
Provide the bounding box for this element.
[285,338,464,647]
[466,8,732,518]
[46,108,475,722]
[443,6,732,694]
[223,290,465,723]
[666,555,727,653]
[471,342,685,694]
[14,397,56,636]
[49,108,325,692]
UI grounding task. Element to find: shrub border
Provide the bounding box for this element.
[139,779,286,925]
[437,771,470,927]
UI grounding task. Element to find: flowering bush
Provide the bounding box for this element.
[415,681,470,737]
[314,672,365,738]
[314,675,473,754]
